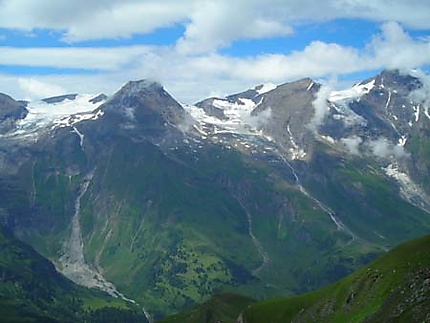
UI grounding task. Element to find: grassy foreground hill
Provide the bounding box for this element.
[241,234,430,323]
[0,226,147,322]
[159,293,254,323]
[160,234,430,323]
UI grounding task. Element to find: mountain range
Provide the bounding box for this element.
[1,69,430,319]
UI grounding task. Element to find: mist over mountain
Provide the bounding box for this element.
[1,69,430,319]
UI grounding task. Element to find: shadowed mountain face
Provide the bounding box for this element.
[101,80,186,132]
[240,234,430,323]
[0,93,28,133]
[0,226,148,322]
[0,70,430,318]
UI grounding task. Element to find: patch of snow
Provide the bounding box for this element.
[413,104,420,122]
[424,106,430,120]
[192,124,208,137]
[15,94,106,134]
[329,79,376,103]
[286,125,306,160]
[320,135,336,144]
[289,149,306,160]
[182,104,222,125]
[72,127,85,148]
[306,81,314,91]
[53,109,105,129]
[384,91,392,111]
[256,83,277,95]
[398,136,407,146]
[329,102,367,127]
[184,97,270,139]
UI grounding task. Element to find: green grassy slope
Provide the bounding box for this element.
[78,139,263,317]
[4,128,430,318]
[241,234,430,323]
[0,226,147,322]
[159,293,255,323]
[10,135,429,318]
[304,143,430,248]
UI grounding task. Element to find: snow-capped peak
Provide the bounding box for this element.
[184,97,259,133]
[255,83,277,95]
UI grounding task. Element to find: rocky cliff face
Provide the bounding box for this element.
[0,93,28,134]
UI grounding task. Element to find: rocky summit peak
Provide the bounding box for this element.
[0,93,28,133]
[117,79,164,98]
[99,79,186,138]
[373,69,422,92]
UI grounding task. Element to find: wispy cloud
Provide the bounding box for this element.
[18,78,65,100]
[409,70,430,106]
[309,83,333,132]
[0,46,153,71]
[341,136,363,155]
[366,137,409,160]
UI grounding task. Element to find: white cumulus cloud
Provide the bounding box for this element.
[18,78,66,100]
[0,23,428,104]
[1,0,430,49]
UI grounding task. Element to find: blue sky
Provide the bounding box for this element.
[0,0,429,103]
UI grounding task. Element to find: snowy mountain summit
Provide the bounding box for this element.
[0,93,107,140]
